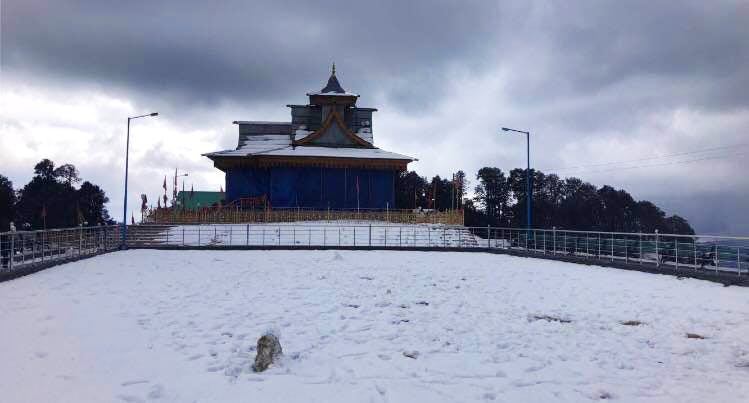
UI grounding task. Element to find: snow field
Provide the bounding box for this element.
[1,250,748,403]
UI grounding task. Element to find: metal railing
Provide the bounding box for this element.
[124,224,748,275]
[125,223,480,249]
[2,224,746,278]
[478,227,748,275]
[0,225,120,273]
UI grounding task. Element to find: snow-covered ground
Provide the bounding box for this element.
[1,250,748,403]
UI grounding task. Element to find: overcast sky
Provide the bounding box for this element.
[1,0,747,234]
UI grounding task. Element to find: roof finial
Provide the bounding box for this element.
[331,62,336,76]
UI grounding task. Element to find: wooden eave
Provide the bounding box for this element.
[293,110,373,148]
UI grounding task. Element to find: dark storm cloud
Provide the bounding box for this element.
[2,0,503,110]
[5,1,748,117]
[498,1,749,128]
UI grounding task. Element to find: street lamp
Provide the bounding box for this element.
[501,127,532,232]
[175,172,188,209]
[122,112,158,246]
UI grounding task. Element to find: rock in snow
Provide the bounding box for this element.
[403,350,419,359]
[252,334,283,372]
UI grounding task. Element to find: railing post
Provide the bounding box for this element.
[714,243,719,273]
[639,233,643,265]
[585,234,589,256]
[246,224,249,245]
[443,227,447,248]
[20,233,25,265]
[502,229,506,249]
[9,233,14,271]
[399,226,402,247]
[625,235,628,263]
[655,230,659,268]
[610,233,614,262]
[293,227,296,245]
[553,227,556,254]
[369,224,372,247]
[675,238,679,270]
[229,226,233,245]
[198,227,201,246]
[182,227,185,246]
[738,247,741,276]
[487,225,491,249]
[694,240,697,269]
[79,225,83,256]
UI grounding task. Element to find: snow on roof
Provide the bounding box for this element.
[232,121,291,125]
[207,120,415,161]
[204,144,416,161]
[305,91,360,97]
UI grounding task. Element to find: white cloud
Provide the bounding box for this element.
[0,81,225,221]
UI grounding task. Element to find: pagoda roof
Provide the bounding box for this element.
[321,71,345,93]
[306,63,359,97]
[205,65,415,170]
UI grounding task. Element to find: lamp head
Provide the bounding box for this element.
[501,127,510,131]
[150,112,159,116]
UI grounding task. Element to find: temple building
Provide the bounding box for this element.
[204,66,416,209]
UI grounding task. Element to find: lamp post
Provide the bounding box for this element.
[122,112,158,247]
[174,172,188,209]
[501,127,532,232]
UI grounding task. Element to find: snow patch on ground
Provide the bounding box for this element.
[1,250,748,402]
[150,222,480,247]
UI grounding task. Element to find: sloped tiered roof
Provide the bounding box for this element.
[204,66,415,170]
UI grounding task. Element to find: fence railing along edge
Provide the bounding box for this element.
[2,224,747,283]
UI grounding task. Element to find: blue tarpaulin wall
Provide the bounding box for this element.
[226,167,394,209]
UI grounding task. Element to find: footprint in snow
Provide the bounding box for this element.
[121,380,150,387]
[148,384,164,399]
[116,394,145,403]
